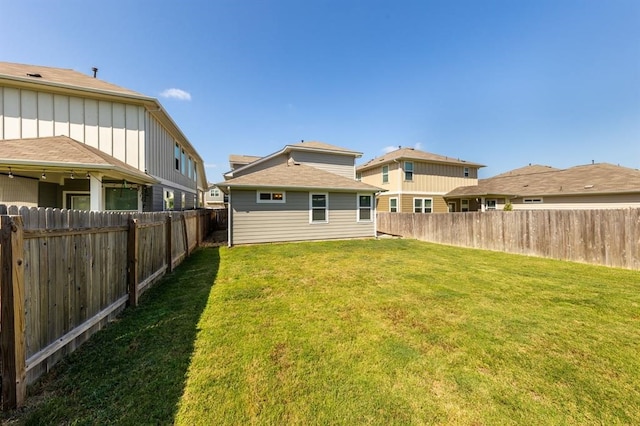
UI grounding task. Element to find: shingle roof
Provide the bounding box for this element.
[357,147,485,171]
[446,163,640,197]
[0,136,156,183]
[0,61,147,99]
[288,141,362,155]
[217,163,384,192]
[228,154,262,165]
[491,164,560,178]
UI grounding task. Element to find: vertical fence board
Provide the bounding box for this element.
[1,215,26,409]
[377,209,640,270]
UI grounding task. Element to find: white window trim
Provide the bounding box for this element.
[486,199,497,210]
[523,198,543,204]
[461,199,470,212]
[309,192,329,224]
[382,165,389,184]
[413,197,433,213]
[389,197,398,213]
[404,161,414,181]
[357,193,373,222]
[256,191,286,203]
[62,191,91,210]
[464,167,469,177]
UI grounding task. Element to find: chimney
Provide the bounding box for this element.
[92,67,98,78]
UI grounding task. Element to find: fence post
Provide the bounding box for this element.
[1,215,26,410]
[166,215,173,272]
[182,214,190,257]
[127,217,139,307]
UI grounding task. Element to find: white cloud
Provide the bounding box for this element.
[159,88,192,101]
[204,163,218,169]
[414,142,423,150]
[382,145,398,153]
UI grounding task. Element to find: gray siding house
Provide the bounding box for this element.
[218,141,384,245]
[0,61,206,211]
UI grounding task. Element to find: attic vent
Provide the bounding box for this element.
[584,184,594,189]
[26,73,42,78]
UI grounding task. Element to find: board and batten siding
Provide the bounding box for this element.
[232,155,287,178]
[0,87,145,170]
[290,151,356,179]
[231,190,376,244]
[402,162,478,193]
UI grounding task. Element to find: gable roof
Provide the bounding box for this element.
[0,136,157,184]
[217,162,383,193]
[224,141,362,178]
[0,61,148,100]
[228,154,262,169]
[491,164,561,178]
[357,147,485,172]
[446,163,640,198]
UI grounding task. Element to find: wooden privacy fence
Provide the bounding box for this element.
[0,206,219,410]
[377,209,640,270]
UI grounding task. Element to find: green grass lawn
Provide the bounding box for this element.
[5,239,640,425]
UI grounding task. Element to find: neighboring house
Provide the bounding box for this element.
[0,61,206,211]
[204,183,227,209]
[356,147,485,213]
[445,163,640,211]
[217,141,384,245]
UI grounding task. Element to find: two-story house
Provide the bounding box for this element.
[357,147,485,213]
[217,141,384,245]
[0,61,206,211]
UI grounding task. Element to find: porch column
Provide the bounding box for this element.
[479,197,486,212]
[89,173,103,211]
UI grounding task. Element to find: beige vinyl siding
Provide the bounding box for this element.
[401,162,478,192]
[0,87,146,170]
[397,194,448,213]
[511,193,640,210]
[377,195,390,212]
[0,175,38,207]
[359,162,400,190]
[290,151,355,178]
[231,190,375,244]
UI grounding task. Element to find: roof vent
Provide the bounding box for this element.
[26,73,42,78]
[584,184,594,189]
[92,67,98,78]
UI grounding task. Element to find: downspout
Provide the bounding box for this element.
[227,186,232,247]
[374,191,381,238]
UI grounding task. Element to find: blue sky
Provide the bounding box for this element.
[2,0,639,181]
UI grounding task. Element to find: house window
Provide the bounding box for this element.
[210,188,220,197]
[174,144,180,171]
[105,187,138,211]
[486,199,497,210]
[188,157,193,179]
[448,202,456,212]
[358,194,372,222]
[181,192,186,209]
[181,150,187,175]
[461,199,469,212]
[356,171,362,181]
[464,167,469,178]
[257,191,286,203]
[389,197,398,213]
[310,193,328,223]
[523,198,543,204]
[382,165,389,184]
[413,198,432,213]
[164,190,174,210]
[404,162,413,181]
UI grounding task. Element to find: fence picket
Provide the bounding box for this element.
[377,210,640,270]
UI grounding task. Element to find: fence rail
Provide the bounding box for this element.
[377,209,640,271]
[0,206,225,410]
